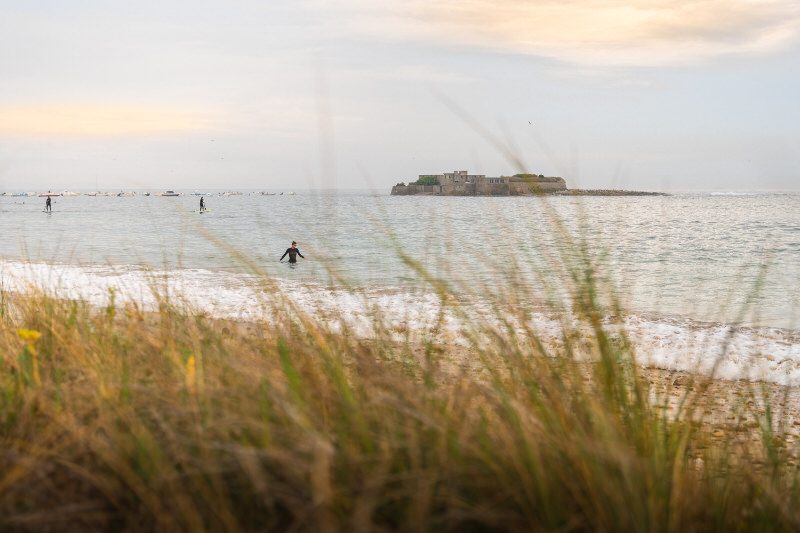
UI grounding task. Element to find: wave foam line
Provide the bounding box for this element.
[2,260,799,385]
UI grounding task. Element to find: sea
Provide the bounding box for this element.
[1,191,799,384]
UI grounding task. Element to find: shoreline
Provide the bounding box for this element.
[116,303,800,429]
[361,335,800,463]
[149,301,800,427]
[2,258,799,386]
[553,188,669,196]
[390,188,669,197]
[185,312,800,462]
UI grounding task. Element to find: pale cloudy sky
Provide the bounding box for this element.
[1,0,799,191]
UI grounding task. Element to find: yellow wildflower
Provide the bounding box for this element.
[17,328,42,386]
[17,328,42,342]
[185,355,196,393]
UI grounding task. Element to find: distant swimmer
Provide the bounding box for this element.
[45,196,52,213]
[200,196,206,212]
[280,241,305,263]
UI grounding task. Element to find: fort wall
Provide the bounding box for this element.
[391,171,568,196]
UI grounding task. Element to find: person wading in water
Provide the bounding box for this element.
[45,196,52,212]
[280,241,305,263]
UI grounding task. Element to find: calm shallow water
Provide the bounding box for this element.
[2,191,798,328]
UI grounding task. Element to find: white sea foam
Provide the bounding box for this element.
[2,260,800,385]
[621,315,800,385]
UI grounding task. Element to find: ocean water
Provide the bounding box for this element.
[1,191,799,383]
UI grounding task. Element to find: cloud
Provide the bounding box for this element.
[345,64,478,83]
[351,0,800,66]
[0,104,216,137]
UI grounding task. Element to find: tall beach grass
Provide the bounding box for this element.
[0,210,799,532]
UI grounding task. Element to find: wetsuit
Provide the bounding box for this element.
[45,197,51,212]
[280,247,304,263]
[200,198,205,211]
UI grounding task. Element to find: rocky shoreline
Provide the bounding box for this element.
[391,188,669,197]
[553,189,669,196]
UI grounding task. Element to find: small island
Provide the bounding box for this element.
[391,170,667,196]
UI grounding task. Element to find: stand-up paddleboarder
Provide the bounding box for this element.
[45,196,52,213]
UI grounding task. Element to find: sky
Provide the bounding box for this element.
[1,0,799,192]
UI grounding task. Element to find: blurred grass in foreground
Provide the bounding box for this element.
[0,225,799,532]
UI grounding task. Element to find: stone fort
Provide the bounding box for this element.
[391,170,567,196]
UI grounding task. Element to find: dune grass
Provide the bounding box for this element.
[0,230,799,532]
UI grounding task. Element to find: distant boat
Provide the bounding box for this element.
[38,192,62,198]
[144,192,151,196]
[85,192,98,197]
[161,190,180,197]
